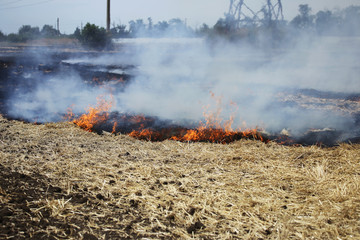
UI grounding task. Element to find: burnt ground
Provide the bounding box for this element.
[0,42,133,117]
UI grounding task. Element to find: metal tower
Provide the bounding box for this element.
[227,0,283,27]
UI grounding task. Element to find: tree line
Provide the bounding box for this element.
[290,4,360,36]
[0,24,60,42]
[0,4,359,49]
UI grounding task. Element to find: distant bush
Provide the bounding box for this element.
[75,23,111,50]
[18,25,40,41]
[41,25,60,38]
[4,25,41,42]
[6,33,21,42]
[110,24,130,38]
[0,30,6,41]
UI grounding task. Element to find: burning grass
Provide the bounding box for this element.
[66,93,267,144]
[0,114,359,239]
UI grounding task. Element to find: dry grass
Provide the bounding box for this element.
[0,114,359,239]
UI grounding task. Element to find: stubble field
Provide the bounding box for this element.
[0,114,359,239]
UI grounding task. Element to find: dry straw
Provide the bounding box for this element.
[0,114,359,239]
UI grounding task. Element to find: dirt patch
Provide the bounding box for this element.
[0,162,145,239]
[0,164,77,239]
[0,114,360,239]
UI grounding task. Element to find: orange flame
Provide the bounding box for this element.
[70,94,113,132]
[112,122,118,134]
[66,92,267,143]
[129,129,161,141]
[63,104,75,121]
[128,92,267,143]
[170,126,265,144]
[168,92,255,143]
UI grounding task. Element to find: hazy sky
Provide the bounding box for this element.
[1,0,359,34]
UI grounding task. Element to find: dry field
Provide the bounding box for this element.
[0,114,359,239]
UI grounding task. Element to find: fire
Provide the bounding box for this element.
[169,92,265,143]
[126,122,265,144]
[126,92,267,143]
[63,104,75,121]
[111,122,118,134]
[66,92,267,144]
[67,95,113,132]
[129,129,161,141]
[169,122,265,144]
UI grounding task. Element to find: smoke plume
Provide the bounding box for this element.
[6,35,360,141]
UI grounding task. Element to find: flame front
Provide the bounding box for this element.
[68,95,113,132]
[170,92,265,143]
[66,92,267,144]
[170,123,265,144]
[125,93,266,143]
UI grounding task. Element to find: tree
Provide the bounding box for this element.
[41,25,59,38]
[76,23,111,50]
[214,15,238,35]
[154,21,169,35]
[110,24,129,38]
[291,4,314,30]
[129,19,146,37]
[7,33,21,42]
[315,10,338,35]
[73,27,81,39]
[342,5,360,35]
[196,23,211,36]
[18,25,40,41]
[169,19,188,33]
[147,17,153,31]
[299,4,311,18]
[0,30,5,41]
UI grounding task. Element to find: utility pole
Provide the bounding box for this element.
[57,17,60,35]
[107,0,110,32]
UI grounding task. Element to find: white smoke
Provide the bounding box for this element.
[7,72,110,122]
[6,35,360,139]
[110,36,359,134]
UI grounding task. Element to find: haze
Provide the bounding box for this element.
[0,0,359,34]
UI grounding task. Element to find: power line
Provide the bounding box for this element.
[0,0,56,11]
[0,0,26,7]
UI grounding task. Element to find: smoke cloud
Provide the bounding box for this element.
[6,34,360,141]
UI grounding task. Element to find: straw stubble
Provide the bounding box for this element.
[0,114,359,239]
